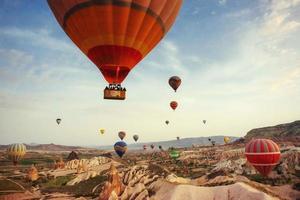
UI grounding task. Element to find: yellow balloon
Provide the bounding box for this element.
[100,129,105,135]
[224,136,231,144]
[7,143,26,166]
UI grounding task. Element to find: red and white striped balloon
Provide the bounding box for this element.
[245,139,280,176]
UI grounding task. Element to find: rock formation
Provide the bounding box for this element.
[245,120,300,142]
[67,151,79,161]
[26,164,39,182]
[99,163,124,200]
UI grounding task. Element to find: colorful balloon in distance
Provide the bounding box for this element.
[48,0,183,99]
[169,76,181,92]
[143,145,147,150]
[7,143,26,166]
[99,129,105,135]
[170,101,178,111]
[56,118,61,125]
[114,141,127,158]
[245,139,280,176]
[169,149,180,159]
[176,137,180,141]
[203,120,206,124]
[150,144,155,149]
[133,135,139,142]
[224,136,230,144]
[165,120,169,125]
[118,131,126,140]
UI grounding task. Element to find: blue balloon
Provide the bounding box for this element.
[114,141,127,158]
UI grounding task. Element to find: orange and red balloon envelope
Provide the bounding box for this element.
[170,101,178,110]
[48,0,183,84]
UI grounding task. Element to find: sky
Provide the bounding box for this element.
[0,0,299,146]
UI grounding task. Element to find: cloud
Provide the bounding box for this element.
[271,67,300,91]
[218,0,227,6]
[0,27,73,52]
[0,49,33,67]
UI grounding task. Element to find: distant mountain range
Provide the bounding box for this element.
[1,120,298,151]
[97,136,239,150]
[0,143,89,151]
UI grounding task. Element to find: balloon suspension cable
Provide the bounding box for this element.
[106,84,126,91]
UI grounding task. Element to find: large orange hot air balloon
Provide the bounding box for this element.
[169,76,181,92]
[48,0,183,100]
[170,101,178,111]
[245,139,280,176]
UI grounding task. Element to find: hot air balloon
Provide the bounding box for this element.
[150,144,155,149]
[118,131,126,140]
[7,143,26,166]
[159,145,163,150]
[143,144,147,150]
[114,141,127,158]
[169,76,181,92]
[224,136,230,144]
[56,118,61,125]
[211,141,216,146]
[203,120,206,124]
[100,129,105,135]
[48,0,183,100]
[208,138,211,142]
[176,136,180,141]
[133,134,139,142]
[165,120,169,125]
[170,101,178,111]
[169,149,180,159]
[245,139,280,176]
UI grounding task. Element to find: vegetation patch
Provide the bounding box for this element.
[41,175,108,197]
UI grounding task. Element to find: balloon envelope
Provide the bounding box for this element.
[133,134,139,142]
[7,143,26,166]
[56,118,61,125]
[150,144,155,149]
[114,141,127,158]
[169,76,181,92]
[224,136,230,144]
[48,0,183,85]
[165,120,169,125]
[100,129,105,135]
[245,139,280,176]
[118,131,126,140]
[203,120,206,124]
[170,101,178,110]
[143,145,147,150]
[169,150,180,159]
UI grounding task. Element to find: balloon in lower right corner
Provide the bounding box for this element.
[245,139,280,176]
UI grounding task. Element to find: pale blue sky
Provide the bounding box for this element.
[0,0,299,146]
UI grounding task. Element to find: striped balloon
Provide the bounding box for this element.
[245,139,280,176]
[7,143,27,166]
[48,0,183,85]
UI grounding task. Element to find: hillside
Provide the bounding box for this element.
[245,120,300,140]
